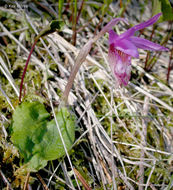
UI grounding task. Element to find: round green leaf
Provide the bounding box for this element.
[11,102,76,172]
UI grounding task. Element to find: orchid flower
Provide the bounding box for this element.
[108,13,169,86]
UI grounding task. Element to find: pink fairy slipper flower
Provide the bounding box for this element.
[108,13,169,86]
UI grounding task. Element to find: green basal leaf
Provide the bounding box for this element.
[11,102,75,172]
[11,102,50,162]
[43,107,75,160]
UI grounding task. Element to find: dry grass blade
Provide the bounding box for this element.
[138,96,149,190]
[145,160,156,190]
[0,56,19,97]
[129,83,173,112]
[0,169,13,190]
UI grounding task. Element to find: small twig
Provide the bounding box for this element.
[99,158,112,184]
[23,172,30,190]
[1,36,8,46]
[36,173,50,190]
[73,168,92,190]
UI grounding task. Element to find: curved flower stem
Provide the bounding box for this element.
[62,35,105,105]
[19,39,38,103]
[62,39,93,105]
[62,18,127,105]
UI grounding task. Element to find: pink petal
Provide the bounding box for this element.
[102,18,128,33]
[109,29,118,44]
[118,13,162,40]
[130,36,169,51]
[114,39,139,58]
[134,13,162,31]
